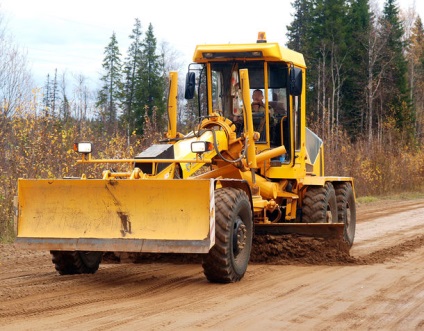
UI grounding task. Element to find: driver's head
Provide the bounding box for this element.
[252,89,264,103]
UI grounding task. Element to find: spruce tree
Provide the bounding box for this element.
[43,73,51,115]
[58,72,71,123]
[292,0,349,139]
[380,0,414,142]
[122,18,143,139]
[97,32,123,133]
[134,23,166,134]
[286,0,312,54]
[342,0,372,138]
[50,68,59,116]
[409,15,424,143]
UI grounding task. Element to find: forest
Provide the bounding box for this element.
[1,0,424,240]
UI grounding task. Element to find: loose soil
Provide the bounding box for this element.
[1,199,424,330]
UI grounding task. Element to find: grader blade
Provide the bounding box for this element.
[254,223,345,239]
[15,179,215,253]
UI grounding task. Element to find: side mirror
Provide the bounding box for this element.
[184,72,196,99]
[289,67,302,96]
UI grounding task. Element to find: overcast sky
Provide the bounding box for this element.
[1,0,423,88]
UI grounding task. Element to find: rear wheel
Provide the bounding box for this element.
[202,187,253,283]
[302,182,337,223]
[335,182,356,247]
[51,251,103,275]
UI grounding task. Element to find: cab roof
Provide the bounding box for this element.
[192,42,306,68]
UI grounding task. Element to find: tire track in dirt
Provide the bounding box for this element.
[356,199,424,223]
[0,263,204,320]
[326,246,424,330]
[356,233,424,264]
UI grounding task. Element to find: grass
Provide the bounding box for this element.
[357,191,424,204]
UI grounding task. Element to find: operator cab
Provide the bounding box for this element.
[186,60,293,163]
[184,33,304,168]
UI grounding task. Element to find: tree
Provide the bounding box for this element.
[286,0,313,54]
[43,73,51,114]
[134,23,166,134]
[317,0,350,138]
[43,69,59,116]
[51,68,59,115]
[342,0,372,138]
[379,0,414,143]
[58,71,71,123]
[364,4,387,144]
[96,32,123,133]
[122,18,143,142]
[0,11,33,118]
[74,74,90,124]
[408,15,424,143]
[288,0,350,140]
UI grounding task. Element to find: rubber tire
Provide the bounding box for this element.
[202,187,253,283]
[335,182,356,247]
[302,182,337,223]
[51,251,103,275]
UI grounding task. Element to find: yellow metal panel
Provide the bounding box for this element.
[279,47,307,68]
[265,162,306,179]
[166,71,178,138]
[192,43,306,68]
[240,68,257,169]
[173,130,226,177]
[17,179,215,244]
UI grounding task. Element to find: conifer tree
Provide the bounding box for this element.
[122,18,143,140]
[342,0,372,138]
[58,71,71,123]
[43,69,59,117]
[289,0,349,139]
[97,32,123,133]
[133,23,166,134]
[286,0,312,54]
[43,73,51,115]
[409,15,424,143]
[50,68,59,115]
[380,0,414,142]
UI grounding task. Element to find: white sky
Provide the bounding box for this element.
[1,0,423,88]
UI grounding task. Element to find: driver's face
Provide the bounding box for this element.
[252,91,263,102]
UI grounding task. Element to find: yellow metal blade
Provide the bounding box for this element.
[16,179,215,253]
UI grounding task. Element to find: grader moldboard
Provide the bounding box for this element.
[15,33,356,283]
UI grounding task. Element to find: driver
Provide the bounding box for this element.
[251,89,274,116]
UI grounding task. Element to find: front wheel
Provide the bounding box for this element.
[202,187,253,283]
[51,251,103,275]
[335,182,356,247]
[302,182,337,223]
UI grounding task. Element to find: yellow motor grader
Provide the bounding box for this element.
[15,33,356,283]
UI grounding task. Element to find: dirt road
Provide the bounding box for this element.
[1,199,424,330]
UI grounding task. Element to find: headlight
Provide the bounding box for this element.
[191,141,213,154]
[73,142,92,154]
